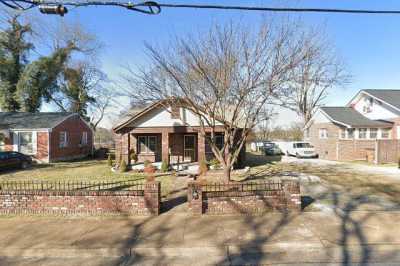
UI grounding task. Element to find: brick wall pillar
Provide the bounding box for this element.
[161,131,169,163]
[121,133,130,164]
[282,180,301,211]
[144,181,161,215]
[188,182,203,215]
[198,133,205,162]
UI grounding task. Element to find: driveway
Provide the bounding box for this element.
[282,155,400,180]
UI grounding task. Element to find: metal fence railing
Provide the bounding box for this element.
[201,181,283,192]
[201,181,286,198]
[0,180,145,192]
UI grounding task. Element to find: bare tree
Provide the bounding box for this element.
[123,21,314,181]
[255,106,277,141]
[88,85,117,131]
[282,29,350,126]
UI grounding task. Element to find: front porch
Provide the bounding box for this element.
[118,127,221,165]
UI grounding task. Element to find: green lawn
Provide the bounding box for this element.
[0,159,177,198]
[0,160,165,181]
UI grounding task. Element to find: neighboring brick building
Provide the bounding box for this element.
[113,101,246,167]
[0,113,93,163]
[306,89,400,164]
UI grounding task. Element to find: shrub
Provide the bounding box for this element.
[107,154,113,166]
[210,158,221,168]
[161,161,169,173]
[130,149,138,163]
[120,159,127,172]
[143,160,151,168]
[198,160,208,176]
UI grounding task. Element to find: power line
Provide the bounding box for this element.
[157,3,400,15]
[2,0,400,16]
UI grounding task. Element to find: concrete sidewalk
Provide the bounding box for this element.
[1,210,400,265]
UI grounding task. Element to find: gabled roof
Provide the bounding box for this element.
[349,89,400,111]
[113,102,161,132]
[320,107,393,128]
[0,112,75,130]
[112,99,243,132]
[362,89,400,110]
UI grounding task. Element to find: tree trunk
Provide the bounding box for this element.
[223,165,232,182]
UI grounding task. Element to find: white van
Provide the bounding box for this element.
[275,141,318,158]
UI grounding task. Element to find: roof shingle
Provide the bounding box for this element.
[362,89,400,110]
[0,112,74,130]
[320,107,393,127]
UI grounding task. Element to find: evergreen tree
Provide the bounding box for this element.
[59,64,97,118]
[0,15,33,111]
[16,44,76,112]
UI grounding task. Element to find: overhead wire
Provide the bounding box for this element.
[2,0,400,15]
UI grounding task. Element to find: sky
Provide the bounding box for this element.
[4,0,400,128]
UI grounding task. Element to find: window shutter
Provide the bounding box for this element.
[32,132,37,155]
[12,132,18,151]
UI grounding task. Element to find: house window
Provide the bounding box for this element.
[0,134,5,151]
[205,134,224,153]
[319,128,328,139]
[340,129,346,139]
[148,136,157,153]
[215,135,224,150]
[137,136,157,153]
[381,128,391,139]
[347,129,354,139]
[81,131,88,146]
[397,126,400,140]
[59,132,68,148]
[138,136,147,153]
[358,128,367,139]
[19,132,33,154]
[171,106,180,119]
[369,128,378,139]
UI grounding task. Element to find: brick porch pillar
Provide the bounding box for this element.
[198,133,205,162]
[161,131,169,163]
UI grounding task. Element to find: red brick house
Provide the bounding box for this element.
[0,112,93,163]
[113,101,246,166]
[306,89,400,164]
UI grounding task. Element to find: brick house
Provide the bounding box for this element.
[0,112,93,163]
[306,89,400,164]
[113,101,246,166]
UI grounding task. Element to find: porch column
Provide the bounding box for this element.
[161,131,169,163]
[198,133,205,162]
[127,133,131,165]
[117,132,130,164]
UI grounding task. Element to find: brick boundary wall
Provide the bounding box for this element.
[188,180,301,215]
[0,181,160,216]
[377,140,400,164]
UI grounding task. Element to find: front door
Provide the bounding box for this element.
[184,135,196,162]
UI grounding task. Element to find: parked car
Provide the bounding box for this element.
[286,141,318,158]
[263,142,282,156]
[0,151,32,170]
